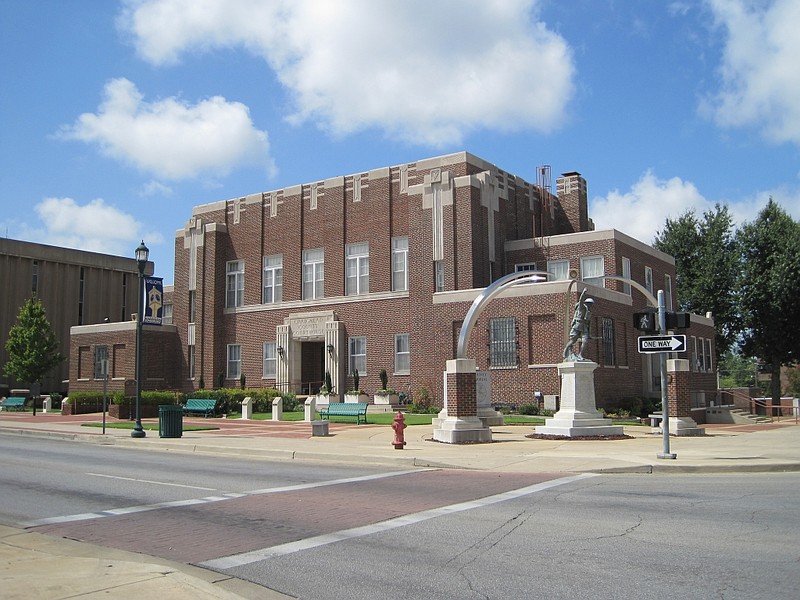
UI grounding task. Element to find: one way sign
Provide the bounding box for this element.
[637,335,687,354]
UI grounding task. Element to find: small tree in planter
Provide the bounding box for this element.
[318,370,339,404]
[374,368,399,405]
[345,369,368,403]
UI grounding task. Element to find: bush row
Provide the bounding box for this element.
[65,389,299,413]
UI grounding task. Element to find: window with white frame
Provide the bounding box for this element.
[226,260,244,308]
[434,260,445,292]
[691,336,699,371]
[162,303,173,325]
[621,257,631,295]
[188,290,196,323]
[602,318,616,366]
[515,262,537,272]
[547,259,570,281]
[262,255,283,304]
[262,342,277,378]
[94,345,108,379]
[346,242,369,295]
[302,249,324,300]
[349,336,366,376]
[392,237,408,291]
[581,255,604,287]
[188,345,196,379]
[394,333,410,374]
[227,344,241,379]
[705,338,713,372]
[489,317,517,368]
[645,266,654,295]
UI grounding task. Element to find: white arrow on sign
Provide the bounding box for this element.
[637,335,687,353]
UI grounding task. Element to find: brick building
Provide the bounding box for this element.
[0,238,150,395]
[69,151,717,414]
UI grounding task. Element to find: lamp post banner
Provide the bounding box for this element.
[143,277,163,325]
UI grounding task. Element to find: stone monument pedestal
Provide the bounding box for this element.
[535,361,624,437]
[432,358,493,444]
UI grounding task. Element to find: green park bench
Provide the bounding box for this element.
[317,402,369,424]
[0,397,26,411]
[183,398,217,417]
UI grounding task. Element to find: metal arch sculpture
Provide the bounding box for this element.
[456,270,550,360]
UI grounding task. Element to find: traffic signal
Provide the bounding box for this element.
[666,311,691,329]
[633,310,657,332]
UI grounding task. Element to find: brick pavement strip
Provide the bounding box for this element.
[32,470,566,564]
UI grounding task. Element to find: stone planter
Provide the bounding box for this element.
[374,392,400,405]
[344,393,369,404]
[315,393,340,406]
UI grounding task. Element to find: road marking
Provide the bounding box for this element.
[86,472,218,491]
[200,473,598,570]
[20,469,424,528]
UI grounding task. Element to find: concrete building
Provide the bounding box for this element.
[69,151,717,417]
[0,238,151,394]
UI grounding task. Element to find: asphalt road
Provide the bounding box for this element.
[3,433,800,599]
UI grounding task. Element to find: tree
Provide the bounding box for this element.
[654,204,740,356]
[4,298,64,389]
[718,350,757,389]
[736,199,800,404]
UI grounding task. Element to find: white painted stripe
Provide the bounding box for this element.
[86,472,218,491]
[19,469,424,528]
[201,473,598,570]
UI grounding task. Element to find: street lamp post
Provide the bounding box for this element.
[132,240,149,438]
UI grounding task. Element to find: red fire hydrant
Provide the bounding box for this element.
[392,411,407,449]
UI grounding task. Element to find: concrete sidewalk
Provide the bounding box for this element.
[2,412,799,599]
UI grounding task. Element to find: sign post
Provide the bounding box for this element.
[656,290,677,459]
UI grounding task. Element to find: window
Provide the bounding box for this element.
[489,317,517,368]
[32,260,38,294]
[303,249,324,299]
[581,256,604,287]
[188,345,196,379]
[395,334,410,374]
[94,345,108,379]
[162,303,173,325]
[121,273,128,322]
[78,267,85,325]
[515,263,537,272]
[434,260,445,292]
[349,336,366,376]
[691,336,699,371]
[645,266,654,295]
[226,260,244,308]
[621,257,631,295]
[262,255,283,304]
[227,344,241,379]
[346,242,369,295]
[602,318,616,366]
[547,259,570,281]
[263,342,277,378]
[705,338,713,372]
[188,290,196,323]
[665,274,673,310]
[392,237,408,291]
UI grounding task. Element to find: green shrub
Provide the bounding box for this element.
[518,403,539,416]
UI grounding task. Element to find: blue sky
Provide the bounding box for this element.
[2,0,798,285]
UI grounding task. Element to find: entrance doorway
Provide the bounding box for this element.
[301,341,325,394]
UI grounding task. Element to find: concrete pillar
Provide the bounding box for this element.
[241,396,252,420]
[272,396,283,421]
[665,359,703,436]
[304,396,316,422]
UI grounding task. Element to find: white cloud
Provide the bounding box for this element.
[591,170,800,243]
[118,0,575,146]
[58,78,273,180]
[13,197,163,257]
[704,0,800,145]
[591,171,712,243]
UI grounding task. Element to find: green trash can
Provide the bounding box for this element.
[159,405,183,438]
